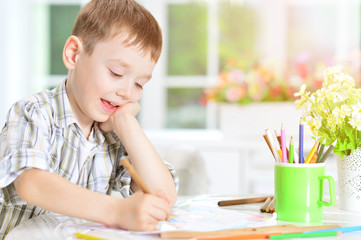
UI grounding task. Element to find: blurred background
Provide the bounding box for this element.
[0,0,359,196]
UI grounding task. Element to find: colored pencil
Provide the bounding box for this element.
[218,196,274,207]
[74,232,108,240]
[194,233,270,240]
[305,225,361,234]
[288,137,294,163]
[316,139,326,163]
[260,197,272,212]
[160,224,341,239]
[265,129,282,162]
[304,141,319,164]
[121,156,151,194]
[277,150,283,161]
[266,197,275,213]
[275,130,289,158]
[293,148,299,164]
[299,118,304,163]
[309,153,318,163]
[263,134,276,160]
[281,124,287,163]
[269,231,340,239]
[121,156,170,221]
[319,140,337,163]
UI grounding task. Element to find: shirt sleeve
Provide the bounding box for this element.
[113,157,179,198]
[0,100,52,205]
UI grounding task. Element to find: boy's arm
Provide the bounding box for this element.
[115,113,177,204]
[13,168,171,231]
[100,103,178,205]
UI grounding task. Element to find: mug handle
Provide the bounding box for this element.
[317,175,336,207]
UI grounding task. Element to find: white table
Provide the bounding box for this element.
[6,195,361,240]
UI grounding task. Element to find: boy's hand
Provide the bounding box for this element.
[111,191,172,231]
[99,101,140,132]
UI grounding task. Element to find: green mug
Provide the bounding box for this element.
[274,163,336,222]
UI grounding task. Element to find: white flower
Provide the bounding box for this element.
[349,103,361,130]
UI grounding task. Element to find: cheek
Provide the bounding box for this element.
[133,90,143,102]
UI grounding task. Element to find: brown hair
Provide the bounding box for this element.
[72,0,162,62]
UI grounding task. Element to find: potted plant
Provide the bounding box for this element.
[295,65,361,211]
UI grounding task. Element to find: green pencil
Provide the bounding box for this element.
[316,139,326,163]
[319,140,337,163]
[270,231,339,239]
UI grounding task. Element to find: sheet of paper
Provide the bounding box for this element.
[160,195,276,232]
[61,195,276,239]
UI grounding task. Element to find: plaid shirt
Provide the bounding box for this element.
[0,80,178,238]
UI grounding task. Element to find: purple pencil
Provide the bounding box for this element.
[299,118,304,164]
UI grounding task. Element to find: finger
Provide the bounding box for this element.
[154,190,171,204]
[151,196,172,215]
[148,206,169,222]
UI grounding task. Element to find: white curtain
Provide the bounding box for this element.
[0,0,32,128]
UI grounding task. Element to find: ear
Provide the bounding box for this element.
[62,35,83,70]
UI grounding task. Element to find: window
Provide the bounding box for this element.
[25,0,361,130]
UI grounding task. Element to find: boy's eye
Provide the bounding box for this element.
[110,69,122,78]
[136,83,143,89]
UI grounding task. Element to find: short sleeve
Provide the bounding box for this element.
[113,158,179,197]
[0,100,52,204]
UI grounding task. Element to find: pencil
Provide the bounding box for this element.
[318,140,337,163]
[269,231,340,239]
[275,131,289,162]
[309,153,318,164]
[266,197,275,213]
[120,156,171,221]
[265,129,282,162]
[194,233,270,240]
[304,141,319,164]
[299,118,304,163]
[120,156,151,194]
[74,232,108,240]
[263,134,276,160]
[260,197,272,212]
[305,225,361,233]
[288,137,294,164]
[281,124,287,163]
[316,139,326,163]
[218,196,274,207]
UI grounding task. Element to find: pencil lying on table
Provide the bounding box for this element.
[218,196,274,206]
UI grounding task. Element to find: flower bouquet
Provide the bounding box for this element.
[295,66,361,158]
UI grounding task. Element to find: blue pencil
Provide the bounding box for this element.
[299,118,304,164]
[305,225,361,234]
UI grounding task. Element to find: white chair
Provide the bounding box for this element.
[160,145,209,196]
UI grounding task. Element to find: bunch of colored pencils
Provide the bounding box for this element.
[263,119,336,164]
[260,197,275,213]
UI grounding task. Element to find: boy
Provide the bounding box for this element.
[0,0,178,238]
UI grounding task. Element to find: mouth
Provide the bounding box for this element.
[100,99,119,113]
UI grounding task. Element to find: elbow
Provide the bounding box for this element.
[13,169,40,203]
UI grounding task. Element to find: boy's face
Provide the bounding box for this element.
[67,33,156,125]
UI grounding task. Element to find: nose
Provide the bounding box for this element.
[116,80,133,100]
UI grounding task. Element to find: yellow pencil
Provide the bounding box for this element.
[74,232,108,240]
[304,141,319,164]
